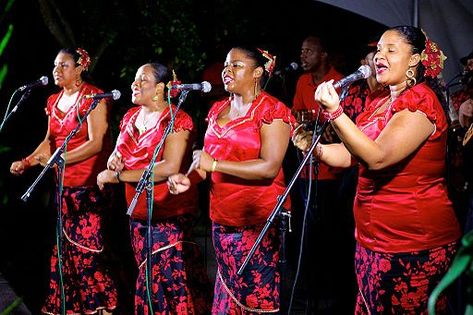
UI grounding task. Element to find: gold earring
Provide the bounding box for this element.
[152,94,159,102]
[406,68,416,87]
[254,78,259,98]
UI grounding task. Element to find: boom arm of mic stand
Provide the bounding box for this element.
[237,119,331,276]
[20,99,100,202]
[0,89,30,133]
[126,90,190,216]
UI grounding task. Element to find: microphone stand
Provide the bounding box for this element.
[0,89,30,133]
[125,90,189,313]
[237,119,330,276]
[126,90,189,216]
[20,98,100,315]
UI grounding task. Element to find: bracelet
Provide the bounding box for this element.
[323,105,344,121]
[211,159,218,172]
[22,157,31,168]
[315,144,323,160]
[115,171,121,182]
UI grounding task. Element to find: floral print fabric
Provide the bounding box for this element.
[42,186,117,315]
[354,241,458,314]
[131,216,211,314]
[212,222,280,314]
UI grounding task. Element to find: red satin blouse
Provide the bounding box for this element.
[47,83,111,187]
[116,105,197,221]
[354,83,461,253]
[204,91,296,227]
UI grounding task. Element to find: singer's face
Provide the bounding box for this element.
[374,30,418,86]
[222,48,258,95]
[131,65,159,106]
[300,37,326,72]
[53,52,80,88]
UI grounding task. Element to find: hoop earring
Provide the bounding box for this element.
[75,79,82,87]
[253,78,259,99]
[406,68,416,87]
[152,95,159,102]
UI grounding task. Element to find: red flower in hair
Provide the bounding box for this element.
[166,69,181,98]
[420,38,446,78]
[257,48,277,76]
[76,48,91,71]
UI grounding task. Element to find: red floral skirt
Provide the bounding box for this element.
[355,241,458,314]
[42,186,117,315]
[130,215,211,314]
[212,222,280,314]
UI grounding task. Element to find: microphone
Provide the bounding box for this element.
[84,89,121,100]
[172,81,212,93]
[333,65,371,89]
[17,76,49,91]
[273,62,299,76]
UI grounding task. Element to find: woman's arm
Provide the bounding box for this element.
[61,100,108,164]
[117,129,192,183]
[316,81,435,171]
[197,119,291,180]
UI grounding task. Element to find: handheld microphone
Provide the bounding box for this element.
[84,89,121,100]
[333,65,371,89]
[172,81,212,93]
[17,76,49,91]
[273,62,299,76]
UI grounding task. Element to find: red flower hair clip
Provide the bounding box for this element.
[420,36,446,78]
[166,69,181,98]
[257,48,277,76]
[76,48,91,71]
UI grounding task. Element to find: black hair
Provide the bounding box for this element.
[231,45,271,87]
[146,62,172,98]
[58,48,93,82]
[389,26,427,82]
[389,26,448,117]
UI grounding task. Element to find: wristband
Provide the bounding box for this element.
[22,157,31,168]
[315,144,323,160]
[115,171,121,182]
[323,105,344,121]
[211,159,218,172]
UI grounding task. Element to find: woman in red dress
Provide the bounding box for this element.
[10,48,117,314]
[168,46,295,313]
[294,26,461,314]
[97,62,211,314]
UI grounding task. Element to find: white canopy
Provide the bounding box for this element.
[315,0,473,83]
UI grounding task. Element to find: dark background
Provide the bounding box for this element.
[0,0,387,313]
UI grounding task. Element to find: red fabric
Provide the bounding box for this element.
[204,91,295,227]
[355,83,461,253]
[116,105,198,220]
[292,67,344,180]
[451,89,470,112]
[47,83,112,187]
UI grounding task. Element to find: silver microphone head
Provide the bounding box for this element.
[358,65,372,79]
[201,81,212,93]
[39,76,49,86]
[111,89,121,100]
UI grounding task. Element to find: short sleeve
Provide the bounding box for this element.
[391,88,438,123]
[260,100,296,130]
[172,111,194,133]
[391,84,446,139]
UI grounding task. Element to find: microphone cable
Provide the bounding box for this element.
[287,108,322,314]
